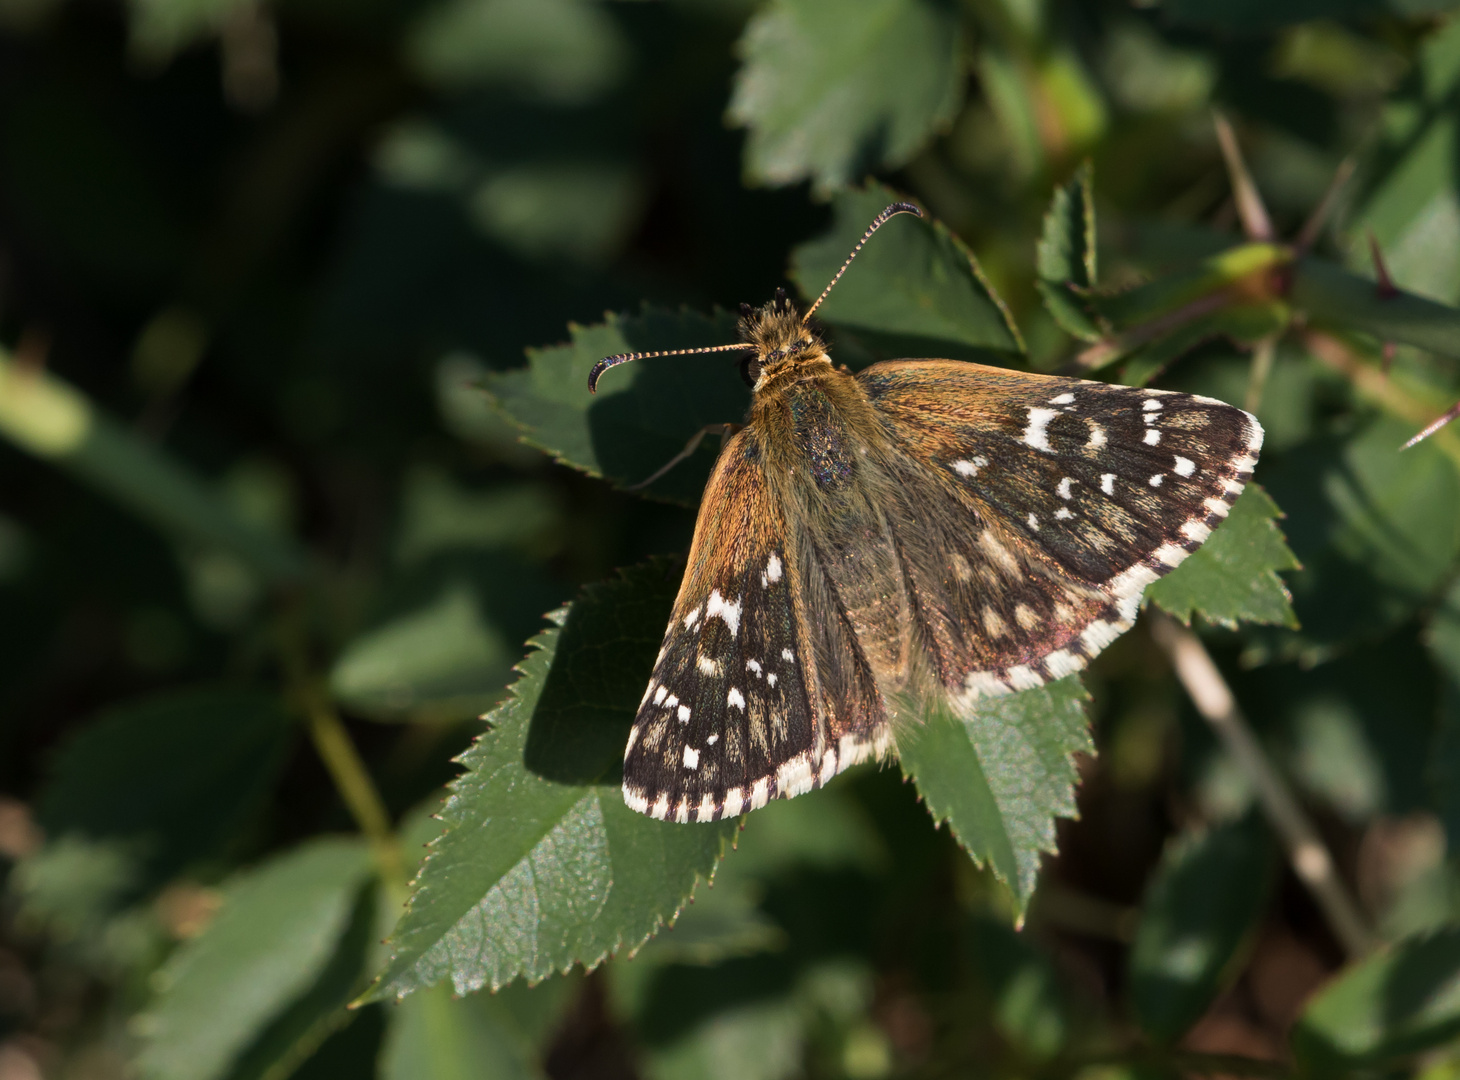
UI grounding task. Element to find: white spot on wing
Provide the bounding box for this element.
[766,553,783,583]
[665,694,678,709]
[1055,507,1074,520]
[683,607,700,629]
[1149,474,1164,487]
[1022,407,1058,452]
[1101,473,1115,494]
[1144,428,1161,446]
[1174,455,1196,477]
[1143,399,1162,411]
[782,648,794,662]
[953,459,981,477]
[707,733,719,745]
[678,704,691,722]
[1087,424,1107,449]
[654,685,668,705]
[1050,392,1076,405]
[697,656,718,675]
[1028,512,1040,530]
[683,745,700,770]
[727,686,746,710]
[746,659,762,675]
[1057,477,1075,500]
[767,673,777,687]
[705,590,742,637]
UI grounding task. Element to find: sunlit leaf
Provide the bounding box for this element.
[1147,484,1299,629]
[727,0,964,195]
[1293,926,1460,1074]
[365,561,735,1002]
[896,679,1091,909]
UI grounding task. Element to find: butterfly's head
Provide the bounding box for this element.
[735,288,827,390]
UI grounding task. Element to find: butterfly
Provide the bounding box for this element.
[589,203,1263,825]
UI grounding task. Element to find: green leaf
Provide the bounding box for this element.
[330,553,564,724]
[895,678,1091,910]
[485,307,748,503]
[1292,927,1460,1075]
[1128,816,1274,1045]
[1163,0,1460,31]
[223,887,379,1080]
[407,0,627,104]
[1147,485,1299,630]
[1348,19,1460,306]
[726,0,965,196]
[366,561,735,1003]
[377,984,541,1080]
[790,183,1023,358]
[126,0,250,63]
[1291,255,1460,359]
[37,686,293,894]
[1261,414,1460,650]
[966,917,1068,1060]
[135,838,375,1080]
[1037,162,1101,342]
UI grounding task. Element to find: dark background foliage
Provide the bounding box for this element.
[1,0,1460,1078]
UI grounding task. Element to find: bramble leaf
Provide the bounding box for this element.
[365,560,735,1002]
[485,307,747,503]
[727,0,964,196]
[1147,484,1299,629]
[1037,162,1101,342]
[790,183,1023,359]
[896,678,1091,910]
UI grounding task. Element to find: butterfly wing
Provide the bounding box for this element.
[622,429,891,823]
[859,360,1262,701]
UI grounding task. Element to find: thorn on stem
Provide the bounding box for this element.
[1368,231,1399,300]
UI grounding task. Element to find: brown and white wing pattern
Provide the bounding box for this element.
[621,430,890,823]
[859,360,1262,704]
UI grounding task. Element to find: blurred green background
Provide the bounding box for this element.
[3,0,1460,1077]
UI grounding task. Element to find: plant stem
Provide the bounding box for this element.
[1149,613,1374,959]
[276,611,409,902]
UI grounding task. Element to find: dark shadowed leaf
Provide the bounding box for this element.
[1292,926,1460,1074]
[1260,415,1460,651]
[135,839,375,1080]
[1163,0,1460,31]
[329,552,563,723]
[727,0,964,195]
[485,307,749,503]
[790,184,1023,359]
[896,679,1091,910]
[1128,816,1274,1044]
[1147,484,1298,629]
[38,687,293,894]
[966,917,1068,1060]
[365,561,735,1003]
[377,984,541,1080]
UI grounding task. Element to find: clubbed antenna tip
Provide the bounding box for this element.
[802,203,923,323]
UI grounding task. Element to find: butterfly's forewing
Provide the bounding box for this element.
[860,360,1262,701]
[622,431,889,823]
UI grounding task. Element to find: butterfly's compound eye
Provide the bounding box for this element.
[739,355,763,387]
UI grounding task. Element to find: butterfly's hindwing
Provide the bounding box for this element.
[622,432,890,823]
[859,360,1262,700]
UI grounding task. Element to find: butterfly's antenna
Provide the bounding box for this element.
[588,342,756,393]
[802,202,922,324]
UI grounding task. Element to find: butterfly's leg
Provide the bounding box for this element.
[626,423,741,491]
